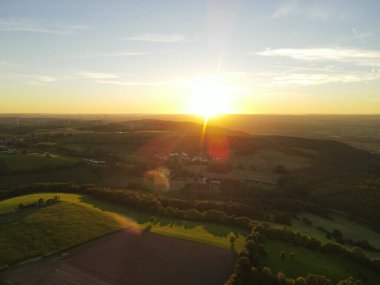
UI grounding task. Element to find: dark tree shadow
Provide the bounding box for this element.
[230,243,238,255]
[79,195,150,224]
[143,224,152,233]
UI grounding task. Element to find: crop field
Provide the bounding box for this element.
[0,153,79,172]
[182,148,311,185]
[184,164,281,184]
[1,230,235,285]
[0,166,142,189]
[230,149,312,171]
[2,193,380,284]
[0,198,120,267]
[0,193,247,268]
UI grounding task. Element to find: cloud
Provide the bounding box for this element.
[271,0,338,20]
[271,72,380,86]
[340,29,372,44]
[28,75,58,85]
[0,60,20,67]
[0,19,91,35]
[253,48,380,86]
[78,72,119,79]
[124,33,199,43]
[272,0,297,19]
[74,51,156,59]
[95,79,188,87]
[35,76,56,83]
[351,27,368,45]
[255,48,380,66]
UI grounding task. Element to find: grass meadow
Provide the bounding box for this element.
[0,153,79,172]
[1,193,380,283]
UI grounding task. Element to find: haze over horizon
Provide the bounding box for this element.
[1,0,380,114]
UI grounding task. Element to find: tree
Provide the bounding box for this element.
[332,229,343,240]
[280,251,286,261]
[337,276,362,285]
[235,257,251,276]
[149,216,157,225]
[277,272,287,285]
[305,274,332,285]
[184,209,202,221]
[261,267,276,285]
[229,236,237,246]
[295,277,306,285]
[352,247,365,258]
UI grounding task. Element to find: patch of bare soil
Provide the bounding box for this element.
[1,230,235,285]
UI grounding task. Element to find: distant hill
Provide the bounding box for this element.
[84,119,248,136]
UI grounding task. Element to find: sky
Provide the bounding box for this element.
[0,0,380,114]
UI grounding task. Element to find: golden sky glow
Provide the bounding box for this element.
[1,1,380,114]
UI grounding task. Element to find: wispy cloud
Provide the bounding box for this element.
[271,0,337,20]
[256,48,380,66]
[74,51,156,59]
[351,27,368,45]
[95,79,188,87]
[271,72,380,86]
[78,72,119,79]
[0,60,20,67]
[254,47,380,86]
[124,33,199,43]
[272,0,297,19]
[28,75,58,85]
[11,71,119,85]
[35,76,57,83]
[0,19,91,35]
[340,29,372,44]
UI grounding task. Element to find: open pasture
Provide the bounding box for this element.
[0,153,79,172]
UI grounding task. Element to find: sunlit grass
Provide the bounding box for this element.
[0,198,119,266]
[264,240,380,284]
[0,193,247,267]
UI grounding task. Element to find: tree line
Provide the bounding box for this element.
[1,182,379,275]
[225,225,366,285]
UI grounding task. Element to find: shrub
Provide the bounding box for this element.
[149,216,157,224]
[294,276,306,285]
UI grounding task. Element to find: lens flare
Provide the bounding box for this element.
[144,167,170,192]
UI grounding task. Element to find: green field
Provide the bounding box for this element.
[0,193,247,267]
[0,153,79,172]
[1,193,380,284]
[0,198,119,267]
[292,213,380,257]
[264,240,380,284]
[0,165,142,188]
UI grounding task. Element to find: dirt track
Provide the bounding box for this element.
[1,230,235,285]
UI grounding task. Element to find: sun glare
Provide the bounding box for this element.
[187,77,234,118]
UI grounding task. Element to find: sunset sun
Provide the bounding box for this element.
[187,77,234,118]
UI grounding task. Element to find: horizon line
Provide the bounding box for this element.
[0,112,380,116]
